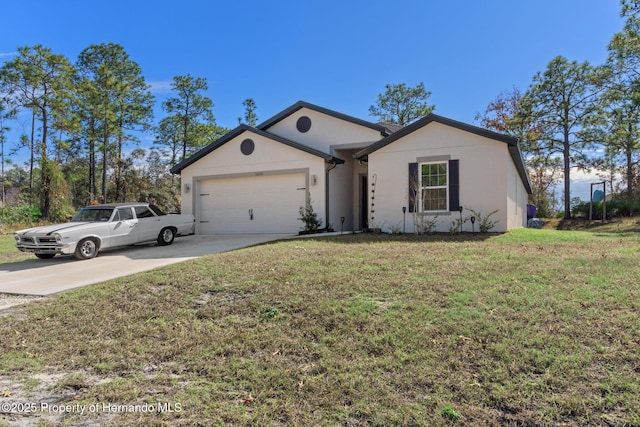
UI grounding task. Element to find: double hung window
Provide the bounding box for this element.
[420,162,448,212]
[408,159,459,213]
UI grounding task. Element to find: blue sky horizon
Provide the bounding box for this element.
[1,0,626,201]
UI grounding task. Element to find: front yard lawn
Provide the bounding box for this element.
[0,228,639,426]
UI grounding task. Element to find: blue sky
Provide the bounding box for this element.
[0,0,626,199]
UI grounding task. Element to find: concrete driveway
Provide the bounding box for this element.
[0,234,288,296]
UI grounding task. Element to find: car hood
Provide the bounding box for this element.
[15,222,94,236]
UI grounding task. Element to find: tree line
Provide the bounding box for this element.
[1,1,639,221]
[0,43,257,219]
[369,2,640,219]
[474,1,640,218]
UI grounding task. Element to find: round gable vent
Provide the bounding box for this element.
[296,116,312,133]
[240,138,255,155]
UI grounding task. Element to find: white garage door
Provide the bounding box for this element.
[198,172,307,234]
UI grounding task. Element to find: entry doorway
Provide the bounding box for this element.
[360,174,368,230]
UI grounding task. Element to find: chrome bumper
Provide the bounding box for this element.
[15,236,72,255]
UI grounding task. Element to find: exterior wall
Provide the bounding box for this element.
[328,155,353,231]
[179,131,327,233]
[368,122,522,233]
[327,149,368,231]
[506,158,529,229]
[266,108,384,153]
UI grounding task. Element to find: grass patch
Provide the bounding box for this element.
[0,230,639,425]
[0,233,32,263]
[544,216,640,234]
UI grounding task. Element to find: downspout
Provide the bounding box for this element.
[325,160,339,231]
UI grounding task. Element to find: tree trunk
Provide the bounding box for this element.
[40,107,50,219]
[563,126,571,220]
[29,110,35,205]
[102,122,108,203]
[182,98,190,160]
[115,139,122,202]
[182,114,189,160]
[627,123,633,198]
[89,141,95,202]
[89,128,96,203]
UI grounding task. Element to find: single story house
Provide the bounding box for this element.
[170,101,531,234]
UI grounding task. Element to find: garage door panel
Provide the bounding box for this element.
[199,173,306,234]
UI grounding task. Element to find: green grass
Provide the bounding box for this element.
[0,233,16,253]
[0,233,33,263]
[0,228,639,425]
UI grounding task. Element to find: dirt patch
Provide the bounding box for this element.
[0,371,115,427]
[0,294,44,316]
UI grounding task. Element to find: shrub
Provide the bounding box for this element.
[571,199,640,219]
[467,208,499,232]
[448,216,467,234]
[0,204,41,224]
[607,199,640,217]
[298,201,322,232]
[0,204,42,233]
[414,214,439,234]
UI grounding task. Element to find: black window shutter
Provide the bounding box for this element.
[449,159,460,211]
[408,163,418,213]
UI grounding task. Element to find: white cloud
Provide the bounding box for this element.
[147,80,173,94]
[0,52,17,58]
[553,168,621,202]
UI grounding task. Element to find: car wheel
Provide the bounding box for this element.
[35,253,55,259]
[157,227,175,246]
[75,238,99,260]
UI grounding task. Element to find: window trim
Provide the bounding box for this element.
[419,161,449,213]
[115,207,134,221]
[134,206,156,219]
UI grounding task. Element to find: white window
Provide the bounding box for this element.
[420,162,448,212]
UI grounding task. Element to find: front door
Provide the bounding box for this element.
[109,207,139,246]
[360,175,368,230]
[135,205,162,241]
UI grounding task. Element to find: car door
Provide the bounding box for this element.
[109,207,139,247]
[134,206,161,242]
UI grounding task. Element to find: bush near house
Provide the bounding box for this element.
[298,201,323,232]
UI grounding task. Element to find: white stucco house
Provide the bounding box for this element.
[170,101,531,234]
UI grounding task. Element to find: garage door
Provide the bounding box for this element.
[198,172,307,234]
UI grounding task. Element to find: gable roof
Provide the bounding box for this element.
[257,100,393,136]
[355,113,532,194]
[170,124,344,174]
[377,122,405,133]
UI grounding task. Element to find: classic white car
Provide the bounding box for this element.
[14,203,195,260]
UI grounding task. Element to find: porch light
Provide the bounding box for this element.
[184,183,190,193]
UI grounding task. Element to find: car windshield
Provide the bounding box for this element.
[71,207,114,222]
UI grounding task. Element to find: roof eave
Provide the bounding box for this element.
[170,124,344,174]
[258,100,390,136]
[354,113,532,194]
[170,125,252,174]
